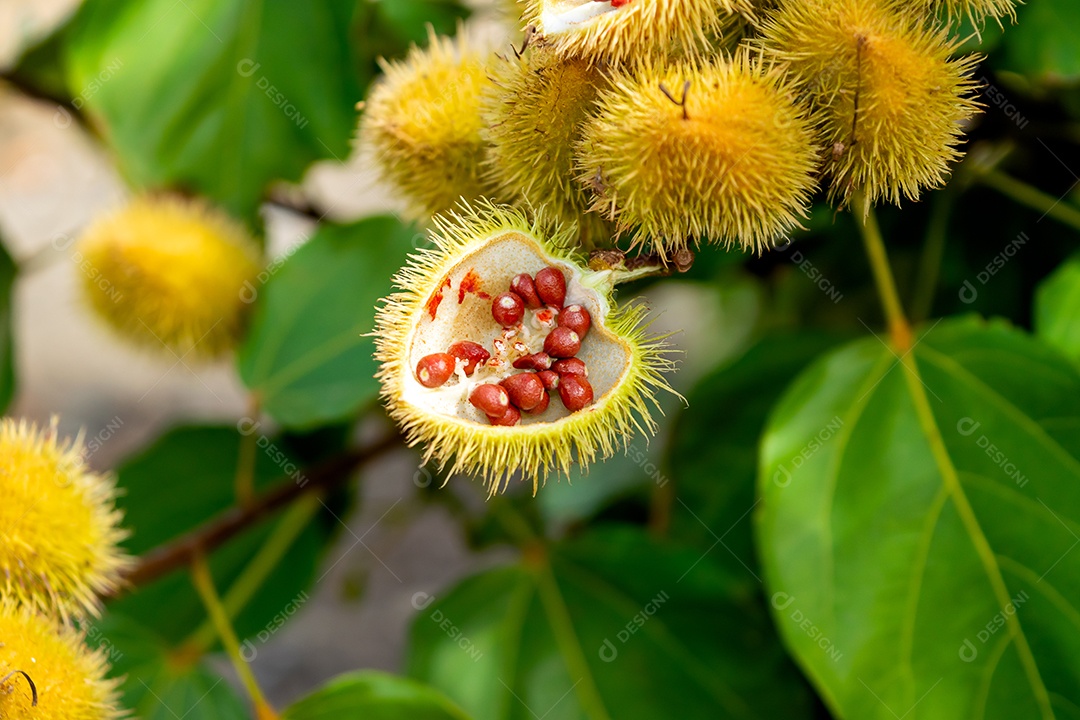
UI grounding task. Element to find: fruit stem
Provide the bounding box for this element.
[588,248,694,288]
[120,433,399,591]
[190,551,279,720]
[977,168,1080,234]
[183,493,321,653]
[492,502,613,720]
[852,191,912,351]
[911,186,956,323]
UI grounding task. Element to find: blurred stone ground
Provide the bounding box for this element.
[0,0,756,708]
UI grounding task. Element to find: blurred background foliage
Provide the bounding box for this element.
[1,0,1080,718]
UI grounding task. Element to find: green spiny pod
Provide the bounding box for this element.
[578,53,820,255]
[483,47,613,245]
[359,29,496,219]
[760,0,981,206]
[910,0,1017,26]
[522,0,749,66]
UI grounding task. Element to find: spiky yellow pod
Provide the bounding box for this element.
[483,48,612,245]
[578,55,819,255]
[523,0,749,65]
[360,29,494,219]
[913,0,1017,25]
[77,195,260,358]
[760,0,981,206]
[374,202,673,494]
[0,602,124,719]
[0,418,129,620]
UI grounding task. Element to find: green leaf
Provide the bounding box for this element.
[1035,254,1080,362]
[237,216,415,428]
[757,316,1080,719]
[283,671,471,720]
[64,0,365,220]
[408,526,815,720]
[996,0,1080,83]
[371,0,469,47]
[352,0,470,80]
[87,614,248,720]
[7,18,75,106]
[0,235,16,413]
[669,333,841,556]
[109,426,329,644]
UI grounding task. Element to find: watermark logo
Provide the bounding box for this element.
[236,418,309,487]
[598,591,670,662]
[55,58,124,128]
[958,590,1029,662]
[53,232,124,304]
[411,592,484,661]
[81,620,124,663]
[956,418,1028,488]
[980,78,1030,130]
[626,445,670,487]
[771,592,843,662]
[773,416,844,487]
[959,232,1029,304]
[237,59,309,129]
[775,237,844,304]
[240,241,304,303]
[240,591,310,661]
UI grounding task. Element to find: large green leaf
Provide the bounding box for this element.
[109,426,330,644]
[237,216,414,428]
[64,0,364,219]
[0,235,16,413]
[1036,254,1080,362]
[409,526,815,720]
[87,614,247,720]
[283,671,471,720]
[757,317,1080,719]
[996,0,1080,82]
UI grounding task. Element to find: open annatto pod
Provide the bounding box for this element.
[374,202,674,495]
[522,0,749,66]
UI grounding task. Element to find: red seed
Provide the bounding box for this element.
[537,370,560,390]
[492,292,525,327]
[544,326,581,358]
[489,404,521,426]
[416,353,455,388]
[559,375,594,411]
[558,305,591,339]
[535,267,567,307]
[511,273,542,309]
[501,373,546,411]
[552,357,588,377]
[448,341,490,376]
[513,352,553,371]
[470,383,510,417]
[525,391,550,415]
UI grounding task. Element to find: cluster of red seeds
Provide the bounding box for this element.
[415,266,595,426]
